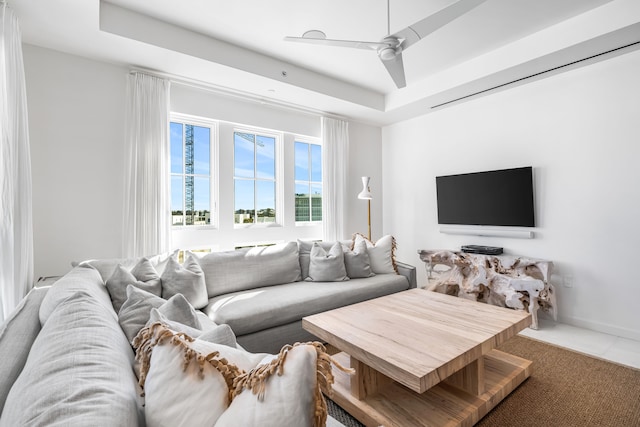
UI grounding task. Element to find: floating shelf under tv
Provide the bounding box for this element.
[439,226,534,239]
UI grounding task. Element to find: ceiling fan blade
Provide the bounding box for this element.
[391,0,488,50]
[380,52,406,88]
[284,36,389,51]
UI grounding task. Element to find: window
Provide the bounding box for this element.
[294,141,322,222]
[234,130,277,225]
[170,119,214,227]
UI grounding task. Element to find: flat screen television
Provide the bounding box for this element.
[436,167,535,227]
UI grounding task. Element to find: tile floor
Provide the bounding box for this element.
[518,318,640,369]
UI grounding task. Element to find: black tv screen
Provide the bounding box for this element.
[436,167,535,227]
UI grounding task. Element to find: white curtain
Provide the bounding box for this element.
[321,117,349,241]
[0,3,33,321]
[123,72,171,258]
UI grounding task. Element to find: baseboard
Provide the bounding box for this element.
[557,314,640,342]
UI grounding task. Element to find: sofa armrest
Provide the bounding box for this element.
[0,286,49,415]
[396,261,417,289]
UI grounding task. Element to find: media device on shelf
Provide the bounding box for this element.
[461,245,504,255]
[436,166,535,227]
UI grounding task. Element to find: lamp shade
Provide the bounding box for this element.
[358,176,373,200]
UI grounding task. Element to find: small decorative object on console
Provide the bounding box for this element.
[461,245,503,255]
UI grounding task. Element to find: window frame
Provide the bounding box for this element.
[170,113,219,230]
[294,137,323,225]
[232,126,284,229]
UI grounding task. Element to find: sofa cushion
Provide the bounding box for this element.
[353,234,397,274]
[343,239,374,279]
[161,254,208,309]
[39,266,113,325]
[196,242,301,298]
[118,285,166,343]
[203,273,410,336]
[0,287,48,415]
[106,258,162,312]
[0,291,143,426]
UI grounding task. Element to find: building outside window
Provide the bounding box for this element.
[294,141,322,222]
[170,118,214,227]
[234,130,277,225]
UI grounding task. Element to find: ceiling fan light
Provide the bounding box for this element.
[379,47,396,61]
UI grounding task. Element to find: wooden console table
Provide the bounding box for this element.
[418,250,556,329]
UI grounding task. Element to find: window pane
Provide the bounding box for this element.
[295,183,310,222]
[256,135,275,179]
[295,182,309,196]
[234,179,254,224]
[194,176,210,225]
[171,175,183,226]
[294,142,309,181]
[311,144,322,182]
[256,181,275,223]
[311,184,322,221]
[194,126,210,175]
[170,122,183,174]
[234,132,255,178]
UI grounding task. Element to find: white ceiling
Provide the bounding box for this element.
[11,0,640,125]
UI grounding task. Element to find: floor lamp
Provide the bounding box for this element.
[357,176,373,241]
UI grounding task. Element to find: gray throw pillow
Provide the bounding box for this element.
[343,239,375,279]
[161,254,208,309]
[105,258,161,312]
[305,242,349,282]
[157,293,201,330]
[118,285,166,343]
[148,308,237,348]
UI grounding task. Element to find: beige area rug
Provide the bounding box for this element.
[326,335,640,427]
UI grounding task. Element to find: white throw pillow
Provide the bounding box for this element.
[105,258,162,312]
[305,242,349,282]
[134,324,340,427]
[161,254,208,309]
[353,234,397,274]
[216,346,318,427]
[135,324,271,427]
[342,239,374,279]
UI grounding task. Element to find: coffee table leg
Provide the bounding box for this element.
[350,356,392,399]
[443,357,485,396]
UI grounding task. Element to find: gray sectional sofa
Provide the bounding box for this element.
[0,238,416,425]
[198,240,417,353]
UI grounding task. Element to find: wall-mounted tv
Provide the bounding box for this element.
[436,167,535,227]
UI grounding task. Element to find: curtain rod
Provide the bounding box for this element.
[128,68,347,122]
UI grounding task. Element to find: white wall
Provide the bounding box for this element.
[23,45,383,278]
[382,49,640,340]
[24,45,128,280]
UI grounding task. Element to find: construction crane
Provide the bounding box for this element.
[185,125,194,225]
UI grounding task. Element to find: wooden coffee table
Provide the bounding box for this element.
[302,288,532,427]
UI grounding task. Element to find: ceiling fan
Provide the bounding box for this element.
[284,0,487,88]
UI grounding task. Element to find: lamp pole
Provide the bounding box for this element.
[358,176,373,241]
